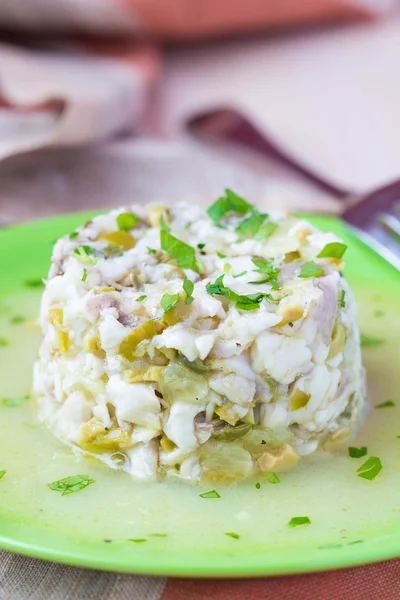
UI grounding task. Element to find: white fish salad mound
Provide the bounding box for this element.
[33,190,367,483]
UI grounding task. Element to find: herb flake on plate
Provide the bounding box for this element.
[360,333,384,347]
[48,474,95,495]
[288,516,311,528]
[24,278,44,288]
[348,446,367,459]
[199,489,221,499]
[357,457,382,481]
[255,482,261,489]
[375,400,395,409]
[136,295,147,302]
[0,470,6,480]
[0,337,8,347]
[266,472,280,484]
[225,532,240,539]
[128,538,147,543]
[1,395,29,407]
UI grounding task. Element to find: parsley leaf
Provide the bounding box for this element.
[225,532,240,539]
[1,395,29,407]
[116,212,139,231]
[48,474,95,495]
[375,400,395,409]
[357,456,382,481]
[266,472,280,484]
[0,470,6,480]
[147,247,157,255]
[288,516,311,528]
[255,482,261,489]
[160,230,201,272]
[233,271,247,278]
[10,315,26,324]
[24,278,44,288]
[183,277,194,304]
[348,446,367,458]
[136,295,147,302]
[360,334,384,347]
[73,245,97,265]
[197,243,206,250]
[299,261,324,278]
[254,221,278,241]
[81,268,87,282]
[200,490,221,499]
[159,215,170,231]
[0,337,8,347]
[160,293,180,314]
[206,275,271,311]
[340,289,346,308]
[317,242,347,259]
[235,211,267,237]
[69,231,79,239]
[250,258,280,289]
[207,189,252,223]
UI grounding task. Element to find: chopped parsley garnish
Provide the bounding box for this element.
[255,482,261,489]
[235,211,267,237]
[317,242,347,259]
[288,516,311,528]
[73,245,97,265]
[233,271,247,278]
[299,261,324,278]
[340,290,346,308]
[81,268,87,282]
[250,258,280,289]
[199,489,221,499]
[48,474,95,495]
[183,277,194,304]
[150,533,168,538]
[0,337,9,347]
[160,293,180,314]
[375,400,395,409]
[266,472,280,484]
[357,456,382,481]
[207,189,252,224]
[128,538,147,543]
[147,247,157,255]
[197,243,206,250]
[24,278,44,288]
[254,221,278,241]
[160,229,201,272]
[225,532,240,539]
[348,446,367,458]
[69,231,79,239]
[206,275,271,311]
[360,333,384,347]
[0,470,6,480]
[116,212,139,231]
[1,395,29,407]
[136,295,147,302]
[10,315,26,324]
[217,252,227,259]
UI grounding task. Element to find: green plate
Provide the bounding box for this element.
[0,212,399,577]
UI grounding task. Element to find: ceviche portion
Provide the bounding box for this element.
[33,190,366,483]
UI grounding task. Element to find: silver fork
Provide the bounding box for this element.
[188,108,400,270]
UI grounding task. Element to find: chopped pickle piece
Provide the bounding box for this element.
[242,426,292,454]
[160,435,176,452]
[124,366,165,383]
[49,308,63,326]
[149,205,169,228]
[80,418,131,453]
[328,321,346,359]
[212,423,251,441]
[97,231,136,250]
[257,444,299,473]
[284,250,301,263]
[199,440,253,483]
[289,389,311,411]
[119,320,164,361]
[276,301,304,327]
[215,403,240,426]
[159,362,208,404]
[177,353,208,373]
[160,294,192,327]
